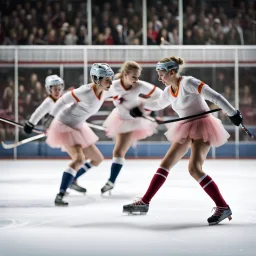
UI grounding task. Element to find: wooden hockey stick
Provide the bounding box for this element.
[142,108,222,124]
[1,134,46,149]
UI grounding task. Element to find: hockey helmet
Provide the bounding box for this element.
[45,75,64,94]
[90,63,114,84]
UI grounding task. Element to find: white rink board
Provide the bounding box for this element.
[0,159,256,256]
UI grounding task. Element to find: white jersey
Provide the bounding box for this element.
[50,83,113,127]
[144,76,236,117]
[111,79,162,119]
[29,96,56,125]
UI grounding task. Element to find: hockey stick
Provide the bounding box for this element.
[0,116,106,132]
[142,108,222,124]
[86,122,106,131]
[240,123,254,139]
[1,122,106,149]
[0,116,44,134]
[1,134,46,149]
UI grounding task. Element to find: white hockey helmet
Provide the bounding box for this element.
[90,63,114,84]
[45,75,64,94]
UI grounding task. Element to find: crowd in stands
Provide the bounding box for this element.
[0,0,255,46]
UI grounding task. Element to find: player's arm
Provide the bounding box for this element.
[186,77,242,126]
[24,98,53,134]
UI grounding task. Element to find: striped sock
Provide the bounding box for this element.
[75,162,93,181]
[142,167,170,204]
[198,174,228,207]
[109,157,124,183]
[59,167,76,194]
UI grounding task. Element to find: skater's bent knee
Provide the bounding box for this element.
[188,164,203,178]
[91,156,104,166]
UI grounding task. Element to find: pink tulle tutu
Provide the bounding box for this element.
[46,120,99,151]
[164,115,230,147]
[103,108,157,142]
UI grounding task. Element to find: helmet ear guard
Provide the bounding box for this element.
[90,63,114,85]
[45,75,64,94]
[156,61,179,73]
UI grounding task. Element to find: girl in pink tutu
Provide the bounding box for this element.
[123,56,243,225]
[44,63,114,206]
[100,61,163,194]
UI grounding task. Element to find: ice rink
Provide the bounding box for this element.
[0,159,256,256]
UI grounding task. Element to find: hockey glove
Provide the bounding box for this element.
[44,115,54,129]
[24,121,35,134]
[229,110,243,126]
[130,106,143,118]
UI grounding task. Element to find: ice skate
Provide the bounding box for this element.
[123,199,149,215]
[55,193,68,206]
[207,205,232,225]
[101,180,114,194]
[69,181,87,194]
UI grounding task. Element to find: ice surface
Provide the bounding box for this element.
[0,159,256,256]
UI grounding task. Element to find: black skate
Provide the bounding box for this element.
[207,205,232,225]
[55,193,68,206]
[123,199,149,215]
[70,181,87,194]
[101,180,114,194]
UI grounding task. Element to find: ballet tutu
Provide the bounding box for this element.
[164,114,230,147]
[103,108,157,142]
[46,120,99,151]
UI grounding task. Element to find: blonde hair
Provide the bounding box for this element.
[116,61,142,79]
[160,56,184,73]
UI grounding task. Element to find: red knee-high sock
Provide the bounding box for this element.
[198,174,228,207]
[142,167,170,204]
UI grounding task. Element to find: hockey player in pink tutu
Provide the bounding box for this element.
[100,61,163,194]
[123,56,243,225]
[44,63,115,206]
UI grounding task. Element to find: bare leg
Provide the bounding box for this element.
[82,144,104,166]
[113,132,134,158]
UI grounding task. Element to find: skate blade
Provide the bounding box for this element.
[101,189,113,196]
[123,210,147,215]
[55,203,68,207]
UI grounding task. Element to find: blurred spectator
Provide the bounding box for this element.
[104,27,114,45]
[77,26,88,45]
[240,85,254,125]
[64,26,78,45]
[240,85,253,107]
[2,78,14,112]
[147,21,158,45]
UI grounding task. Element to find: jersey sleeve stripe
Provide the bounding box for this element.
[71,90,80,102]
[146,85,156,97]
[198,82,205,94]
